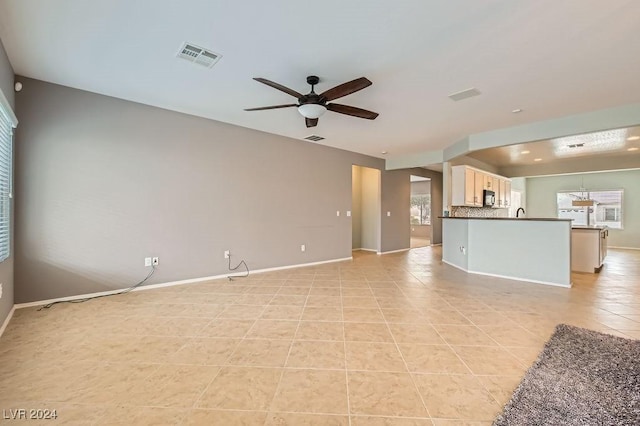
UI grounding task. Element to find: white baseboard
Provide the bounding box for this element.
[0,306,15,338]
[609,246,640,250]
[441,259,572,288]
[357,248,378,253]
[379,248,410,255]
[430,243,442,246]
[14,256,354,310]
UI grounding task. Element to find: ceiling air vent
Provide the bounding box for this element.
[177,43,222,68]
[448,88,481,101]
[304,135,325,142]
[567,143,585,148]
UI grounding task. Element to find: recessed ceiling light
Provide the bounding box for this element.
[512,108,523,113]
[521,150,530,154]
[628,136,640,141]
[628,147,639,151]
[381,151,388,155]
[534,158,542,162]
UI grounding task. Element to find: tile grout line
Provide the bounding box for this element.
[431,305,526,410]
[262,274,313,421]
[340,273,352,426]
[374,278,434,421]
[186,286,277,417]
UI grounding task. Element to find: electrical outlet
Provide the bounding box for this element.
[224,250,230,259]
[301,244,306,252]
[346,211,351,217]
[144,257,152,267]
[152,257,159,266]
[387,211,391,217]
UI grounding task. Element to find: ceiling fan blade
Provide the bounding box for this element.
[320,77,372,101]
[305,118,318,128]
[253,78,303,98]
[327,103,379,120]
[244,104,297,111]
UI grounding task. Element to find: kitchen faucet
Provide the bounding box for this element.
[516,207,525,218]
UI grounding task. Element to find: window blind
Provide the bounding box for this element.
[0,105,13,262]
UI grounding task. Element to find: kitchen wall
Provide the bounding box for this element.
[526,169,640,249]
[0,39,14,325]
[15,77,396,303]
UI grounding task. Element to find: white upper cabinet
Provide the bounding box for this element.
[452,166,484,207]
[451,165,511,208]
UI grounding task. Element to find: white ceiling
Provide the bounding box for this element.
[1,0,640,159]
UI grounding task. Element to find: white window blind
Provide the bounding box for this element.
[0,102,14,262]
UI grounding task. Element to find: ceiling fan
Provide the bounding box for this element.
[245,75,379,128]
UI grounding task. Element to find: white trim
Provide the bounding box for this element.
[378,248,411,255]
[442,259,572,288]
[358,248,378,253]
[0,88,17,127]
[608,246,640,250]
[14,256,354,309]
[0,305,15,337]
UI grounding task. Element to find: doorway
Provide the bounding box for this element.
[352,165,381,253]
[410,175,431,248]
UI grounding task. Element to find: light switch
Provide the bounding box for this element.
[346,211,351,217]
[387,211,391,217]
[336,210,340,217]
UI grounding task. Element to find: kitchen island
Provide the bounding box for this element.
[572,225,608,273]
[442,217,573,287]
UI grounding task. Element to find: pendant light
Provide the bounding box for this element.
[572,178,594,206]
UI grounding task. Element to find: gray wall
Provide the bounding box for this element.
[526,169,640,249]
[413,168,443,245]
[380,168,443,252]
[359,166,381,251]
[0,38,14,325]
[15,77,390,303]
[351,166,362,249]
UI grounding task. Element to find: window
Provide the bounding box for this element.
[410,194,431,225]
[0,93,17,263]
[556,189,623,229]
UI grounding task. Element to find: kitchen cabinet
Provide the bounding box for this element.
[452,166,483,206]
[571,227,608,273]
[451,165,511,208]
[497,179,511,208]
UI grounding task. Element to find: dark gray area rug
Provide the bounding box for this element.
[493,324,640,425]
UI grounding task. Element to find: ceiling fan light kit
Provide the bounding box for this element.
[298,103,327,119]
[245,75,378,128]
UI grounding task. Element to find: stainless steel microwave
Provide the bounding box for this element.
[483,190,495,207]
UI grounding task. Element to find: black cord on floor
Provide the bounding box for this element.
[227,254,250,281]
[37,265,157,310]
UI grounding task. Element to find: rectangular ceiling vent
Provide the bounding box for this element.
[567,143,585,148]
[304,135,325,142]
[177,43,222,68]
[448,87,482,102]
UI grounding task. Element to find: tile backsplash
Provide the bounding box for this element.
[451,206,501,218]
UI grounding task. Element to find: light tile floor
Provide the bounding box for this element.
[1,247,639,425]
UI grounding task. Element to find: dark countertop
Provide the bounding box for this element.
[440,216,572,222]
